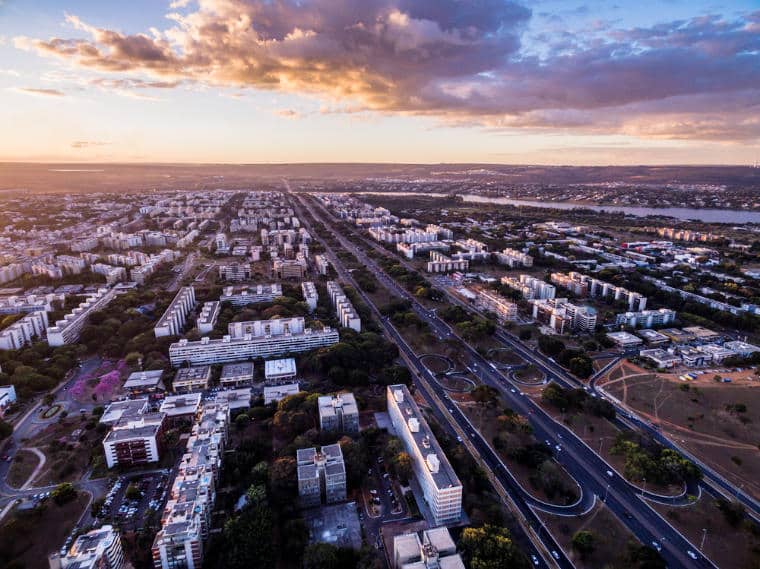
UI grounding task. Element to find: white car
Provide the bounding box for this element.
[606,470,614,477]
[530,554,539,566]
[651,541,662,552]
[687,550,698,560]
[551,550,560,560]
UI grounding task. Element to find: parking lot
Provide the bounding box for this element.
[360,455,412,552]
[100,471,170,531]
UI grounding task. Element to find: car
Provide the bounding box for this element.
[369,489,377,495]
[456,436,462,443]
[651,541,661,552]
[530,554,539,566]
[606,470,614,477]
[510,388,516,393]
[551,550,560,560]
[544,440,551,447]
[687,550,698,560]
[555,445,562,452]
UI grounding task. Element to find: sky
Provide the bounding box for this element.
[0,0,759,165]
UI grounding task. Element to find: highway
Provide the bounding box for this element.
[297,188,719,569]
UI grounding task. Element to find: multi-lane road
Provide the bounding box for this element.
[292,186,723,569]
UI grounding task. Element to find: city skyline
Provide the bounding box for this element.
[1,0,759,165]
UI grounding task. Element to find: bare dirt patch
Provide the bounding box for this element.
[598,360,760,500]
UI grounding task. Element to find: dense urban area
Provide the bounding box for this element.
[1,171,760,569]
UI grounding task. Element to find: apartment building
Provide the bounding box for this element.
[0,385,17,415]
[91,263,127,285]
[476,289,517,323]
[152,402,229,569]
[318,393,360,434]
[47,288,118,346]
[0,293,63,314]
[551,271,648,311]
[301,281,318,312]
[272,256,308,279]
[426,251,468,274]
[500,274,556,301]
[215,232,230,254]
[0,262,29,285]
[218,263,251,282]
[387,385,462,526]
[326,281,361,332]
[103,412,165,469]
[219,362,254,388]
[393,527,465,569]
[169,323,338,366]
[297,444,347,507]
[196,301,220,335]
[155,286,196,338]
[54,525,125,569]
[0,310,48,350]
[314,254,330,275]
[159,393,203,423]
[495,248,533,268]
[173,366,212,393]
[100,398,150,426]
[532,298,597,334]
[219,283,282,307]
[615,308,676,328]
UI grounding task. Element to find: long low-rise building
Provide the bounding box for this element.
[155,286,196,338]
[169,325,338,366]
[387,384,462,526]
[476,289,517,323]
[220,284,282,306]
[47,288,118,346]
[426,251,468,274]
[615,308,676,328]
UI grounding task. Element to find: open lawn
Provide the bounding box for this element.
[650,496,760,569]
[6,449,40,489]
[0,493,89,569]
[598,360,760,500]
[541,502,642,569]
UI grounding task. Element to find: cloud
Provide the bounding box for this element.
[0,69,20,77]
[11,2,760,141]
[11,87,66,97]
[71,140,111,149]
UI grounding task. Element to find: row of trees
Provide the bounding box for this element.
[537,335,595,378]
[541,384,616,419]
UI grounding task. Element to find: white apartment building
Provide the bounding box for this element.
[54,525,125,569]
[426,251,468,274]
[169,318,338,366]
[501,275,556,300]
[314,254,330,275]
[0,262,29,285]
[301,281,318,312]
[197,301,220,335]
[0,310,49,350]
[326,281,361,332]
[495,248,533,268]
[393,527,465,569]
[0,293,63,314]
[152,402,229,569]
[219,362,254,388]
[91,263,127,285]
[173,365,212,393]
[297,444,347,507]
[615,308,676,328]
[219,284,282,307]
[476,289,518,323]
[532,298,598,333]
[263,382,300,405]
[103,412,165,469]
[272,255,308,279]
[318,393,360,433]
[218,263,251,282]
[552,271,648,311]
[155,286,196,338]
[387,385,462,526]
[47,288,117,346]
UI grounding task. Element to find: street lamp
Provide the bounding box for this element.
[700,528,708,551]
[604,484,610,502]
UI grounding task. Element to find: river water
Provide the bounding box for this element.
[354,191,760,224]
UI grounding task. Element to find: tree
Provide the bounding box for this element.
[51,483,77,506]
[220,504,274,569]
[571,531,595,558]
[392,452,413,482]
[471,385,498,407]
[460,524,530,569]
[0,419,12,441]
[538,335,565,357]
[125,483,142,501]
